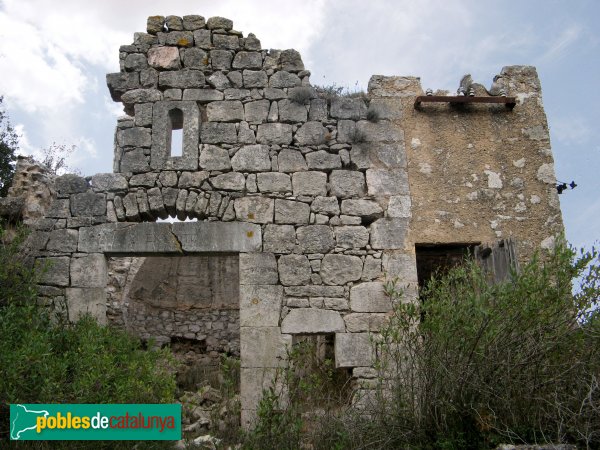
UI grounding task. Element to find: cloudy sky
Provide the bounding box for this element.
[0,0,598,249]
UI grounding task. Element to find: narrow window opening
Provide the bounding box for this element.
[168,109,184,157]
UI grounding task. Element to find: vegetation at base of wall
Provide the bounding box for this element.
[0,223,178,449]
[241,338,355,450]
[365,238,600,449]
[244,238,600,450]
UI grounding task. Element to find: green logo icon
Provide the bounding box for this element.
[9,404,181,440]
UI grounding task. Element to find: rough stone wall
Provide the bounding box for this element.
[373,69,563,260]
[0,13,563,428]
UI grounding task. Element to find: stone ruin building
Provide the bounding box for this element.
[0,14,564,426]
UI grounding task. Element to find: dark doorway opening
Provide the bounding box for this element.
[415,243,479,289]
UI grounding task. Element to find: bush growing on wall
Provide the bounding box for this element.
[0,223,178,449]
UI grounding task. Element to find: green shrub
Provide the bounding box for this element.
[369,238,600,449]
[0,224,178,449]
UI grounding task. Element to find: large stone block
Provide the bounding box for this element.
[106,72,140,101]
[277,149,307,173]
[243,70,268,88]
[263,224,296,254]
[295,122,328,145]
[213,33,239,50]
[281,309,345,334]
[91,173,128,192]
[66,287,107,325]
[240,368,281,417]
[278,99,307,123]
[36,257,70,287]
[257,173,292,193]
[234,197,274,223]
[232,51,262,69]
[369,218,408,250]
[335,333,375,367]
[334,226,369,248]
[340,199,383,220]
[121,88,161,104]
[147,46,181,70]
[269,71,301,88]
[344,313,388,332]
[280,49,304,72]
[256,123,293,145]
[311,196,339,216]
[306,151,341,170]
[183,15,205,30]
[366,169,409,196]
[296,225,334,253]
[274,199,309,224]
[70,254,107,288]
[278,254,311,286]
[71,192,106,217]
[206,100,244,122]
[46,229,78,252]
[387,195,411,218]
[182,89,223,103]
[381,252,418,282]
[178,171,209,188]
[350,282,392,312]
[210,172,245,191]
[129,172,158,188]
[240,284,283,326]
[240,253,278,285]
[244,100,270,124]
[118,127,152,148]
[55,174,88,194]
[330,98,367,120]
[199,145,231,171]
[231,145,271,172]
[201,122,238,144]
[320,254,363,285]
[292,171,327,197]
[241,327,291,368]
[174,222,262,251]
[356,120,403,143]
[329,170,366,198]
[158,69,205,88]
[210,50,233,70]
[206,16,233,30]
[120,149,150,173]
[46,199,70,218]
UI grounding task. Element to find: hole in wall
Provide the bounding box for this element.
[415,243,478,288]
[168,108,184,157]
[290,334,353,409]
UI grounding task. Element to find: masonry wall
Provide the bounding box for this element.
[0,13,563,428]
[375,69,563,260]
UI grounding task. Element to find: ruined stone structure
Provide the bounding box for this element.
[0,14,563,426]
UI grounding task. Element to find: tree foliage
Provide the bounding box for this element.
[369,239,600,449]
[0,224,178,448]
[0,97,19,197]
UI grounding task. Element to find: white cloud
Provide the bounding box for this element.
[552,116,592,145]
[535,24,582,66]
